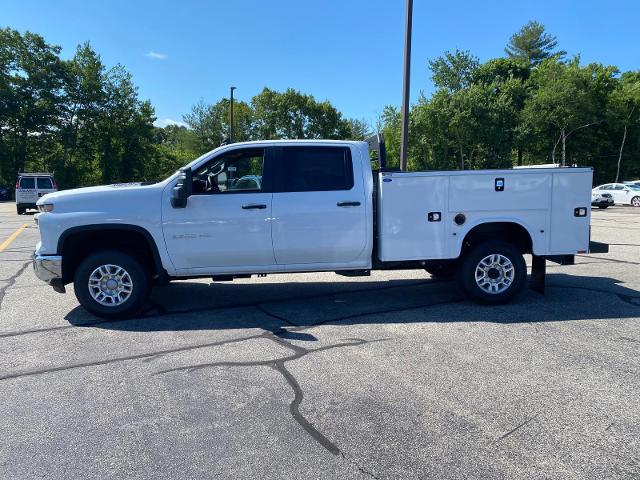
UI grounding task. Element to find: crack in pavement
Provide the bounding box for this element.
[340,452,382,479]
[496,412,542,442]
[0,260,30,312]
[2,287,449,381]
[0,278,446,338]
[154,333,388,456]
[0,332,267,381]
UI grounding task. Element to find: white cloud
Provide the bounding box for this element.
[146,51,168,60]
[154,118,188,128]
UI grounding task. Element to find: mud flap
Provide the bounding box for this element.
[529,255,546,294]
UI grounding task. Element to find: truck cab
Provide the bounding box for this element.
[33,138,606,318]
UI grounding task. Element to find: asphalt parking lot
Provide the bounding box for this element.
[1,202,639,479]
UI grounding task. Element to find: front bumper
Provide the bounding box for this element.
[32,254,65,292]
[591,198,614,206]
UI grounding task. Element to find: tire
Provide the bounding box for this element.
[457,241,527,305]
[425,263,457,279]
[74,250,150,318]
[16,205,24,215]
[631,196,640,208]
[598,205,608,209]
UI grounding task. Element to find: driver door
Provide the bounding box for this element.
[162,147,276,272]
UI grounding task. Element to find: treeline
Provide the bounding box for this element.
[0,27,367,189]
[380,22,640,184]
[1,22,639,190]
[0,29,157,189]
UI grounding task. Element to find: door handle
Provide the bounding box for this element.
[337,201,361,207]
[242,203,267,210]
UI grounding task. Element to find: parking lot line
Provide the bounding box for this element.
[0,223,29,252]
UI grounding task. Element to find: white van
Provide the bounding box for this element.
[16,173,57,214]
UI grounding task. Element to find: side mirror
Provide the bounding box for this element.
[171,167,192,208]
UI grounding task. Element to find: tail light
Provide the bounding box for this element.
[51,177,58,189]
[15,179,20,189]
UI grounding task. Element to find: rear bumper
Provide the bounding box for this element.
[32,254,65,292]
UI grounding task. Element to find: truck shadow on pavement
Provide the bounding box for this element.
[64,273,640,335]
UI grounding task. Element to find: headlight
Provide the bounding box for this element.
[37,203,54,213]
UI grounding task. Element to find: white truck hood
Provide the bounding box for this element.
[37,182,166,213]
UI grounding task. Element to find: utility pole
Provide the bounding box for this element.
[399,0,413,172]
[229,86,236,143]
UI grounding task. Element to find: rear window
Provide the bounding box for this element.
[37,177,53,189]
[281,147,353,192]
[19,177,35,189]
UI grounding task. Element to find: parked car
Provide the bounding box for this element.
[15,173,57,214]
[0,185,10,201]
[33,138,607,318]
[592,183,640,207]
[623,180,640,187]
[591,191,614,209]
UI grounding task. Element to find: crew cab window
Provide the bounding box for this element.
[192,148,264,194]
[281,146,353,192]
[37,177,53,189]
[19,178,35,189]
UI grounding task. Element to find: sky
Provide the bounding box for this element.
[2,0,639,128]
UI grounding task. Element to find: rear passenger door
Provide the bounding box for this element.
[17,177,37,204]
[36,177,56,198]
[271,146,368,267]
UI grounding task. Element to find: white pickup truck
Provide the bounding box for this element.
[33,137,607,318]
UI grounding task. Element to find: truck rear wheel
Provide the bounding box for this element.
[16,205,25,215]
[73,250,150,318]
[457,241,526,304]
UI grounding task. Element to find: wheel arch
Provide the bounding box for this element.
[458,221,535,258]
[58,224,167,284]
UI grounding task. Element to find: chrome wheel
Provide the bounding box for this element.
[88,264,133,307]
[474,254,515,294]
[632,197,640,207]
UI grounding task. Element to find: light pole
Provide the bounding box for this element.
[399,0,413,172]
[229,86,236,143]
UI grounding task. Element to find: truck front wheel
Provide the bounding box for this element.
[458,241,526,304]
[74,250,150,318]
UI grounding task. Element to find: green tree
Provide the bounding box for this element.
[521,58,598,166]
[252,87,351,139]
[609,72,640,181]
[56,42,106,187]
[505,21,566,66]
[96,65,157,184]
[345,118,371,140]
[0,28,65,181]
[183,98,253,151]
[428,49,479,92]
